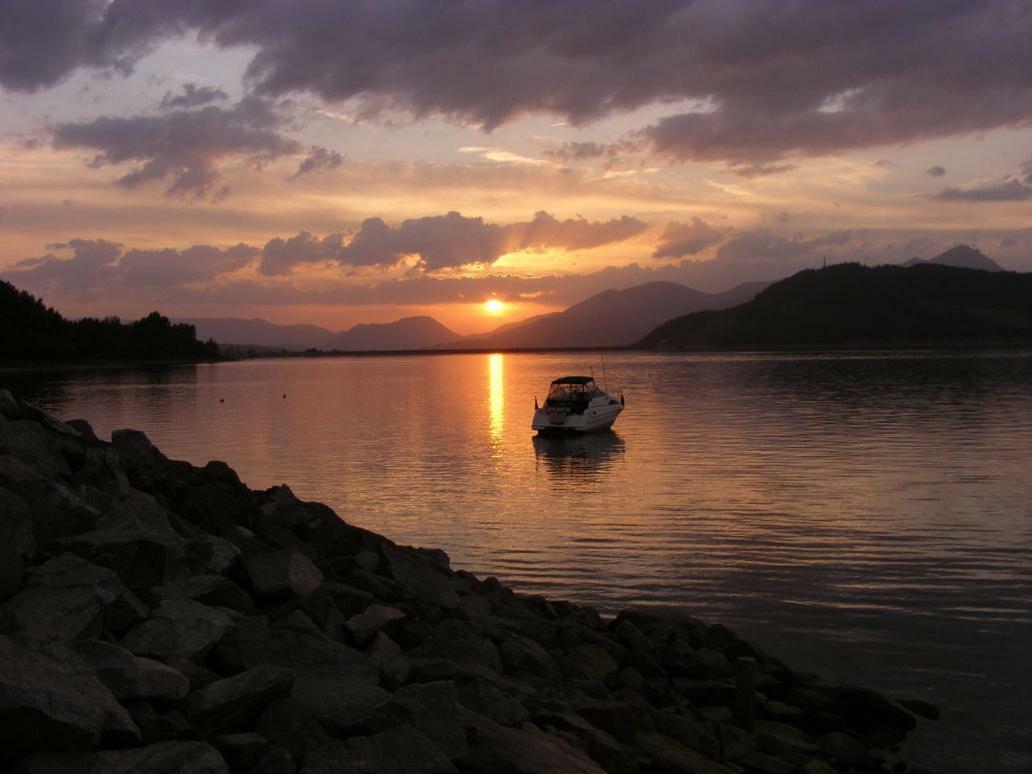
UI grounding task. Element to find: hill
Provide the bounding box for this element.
[902,244,1002,271]
[184,318,338,351]
[636,263,1032,350]
[0,280,218,362]
[464,280,766,349]
[331,315,461,350]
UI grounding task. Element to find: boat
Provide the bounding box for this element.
[531,375,624,434]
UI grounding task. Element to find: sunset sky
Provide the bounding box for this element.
[1,1,1030,333]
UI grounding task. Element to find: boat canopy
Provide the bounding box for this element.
[550,376,595,385]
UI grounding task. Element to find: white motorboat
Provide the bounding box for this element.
[531,375,624,434]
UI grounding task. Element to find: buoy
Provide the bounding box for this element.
[219,398,224,404]
[282,394,286,399]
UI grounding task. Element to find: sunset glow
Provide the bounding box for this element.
[483,298,506,316]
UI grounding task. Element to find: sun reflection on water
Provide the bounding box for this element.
[488,353,504,445]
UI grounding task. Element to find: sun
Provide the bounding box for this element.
[483,298,506,316]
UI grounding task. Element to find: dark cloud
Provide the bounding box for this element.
[933,179,1032,202]
[52,98,300,200]
[729,162,796,179]
[926,165,947,177]
[159,83,229,110]
[118,243,257,286]
[260,211,648,274]
[4,2,1031,164]
[653,218,726,259]
[290,146,344,180]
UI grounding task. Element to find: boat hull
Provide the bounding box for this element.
[532,403,623,434]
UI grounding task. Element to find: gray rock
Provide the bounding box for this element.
[499,633,559,679]
[51,524,188,589]
[0,457,101,545]
[819,730,868,765]
[379,543,459,609]
[12,741,229,774]
[345,604,406,645]
[71,639,190,702]
[291,675,390,736]
[122,599,235,660]
[899,697,940,720]
[366,631,411,688]
[152,575,255,615]
[246,550,324,598]
[635,731,734,773]
[415,619,502,673]
[0,635,139,765]
[307,724,457,774]
[374,680,467,760]
[0,486,34,560]
[462,714,605,774]
[563,642,619,682]
[250,747,295,774]
[185,535,241,576]
[213,732,271,773]
[1,553,147,639]
[186,666,296,734]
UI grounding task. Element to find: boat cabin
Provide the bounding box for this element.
[545,376,604,408]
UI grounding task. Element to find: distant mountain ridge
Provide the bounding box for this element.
[637,260,1032,350]
[330,316,461,350]
[901,244,1003,271]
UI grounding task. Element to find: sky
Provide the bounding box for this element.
[1,0,1030,334]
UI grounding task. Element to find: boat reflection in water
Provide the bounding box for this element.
[531,431,626,479]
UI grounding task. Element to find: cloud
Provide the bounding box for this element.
[52,97,300,200]
[290,146,344,179]
[729,162,796,179]
[933,179,1032,202]
[159,83,228,110]
[118,243,258,286]
[5,2,1031,164]
[926,165,946,177]
[260,210,648,274]
[653,218,726,259]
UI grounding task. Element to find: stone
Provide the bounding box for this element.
[462,714,605,774]
[291,674,390,736]
[185,535,242,576]
[213,732,271,773]
[51,525,188,589]
[186,666,296,734]
[0,541,24,599]
[71,639,190,702]
[0,459,102,545]
[367,631,411,688]
[272,609,323,636]
[634,731,734,774]
[250,746,295,774]
[0,635,139,765]
[127,701,181,745]
[379,542,460,609]
[319,581,375,617]
[12,741,229,774]
[739,749,795,774]
[829,686,917,741]
[122,599,235,660]
[899,697,940,720]
[415,618,502,673]
[307,724,457,774]
[499,633,559,679]
[374,680,468,759]
[819,730,868,765]
[455,674,529,727]
[345,604,406,645]
[569,697,654,742]
[151,574,256,614]
[563,642,619,682]
[0,486,34,559]
[246,550,324,598]
[0,553,147,639]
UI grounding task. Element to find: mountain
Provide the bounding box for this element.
[902,244,1003,271]
[2,280,218,362]
[184,318,338,350]
[330,316,462,350]
[636,262,1032,350]
[464,280,767,349]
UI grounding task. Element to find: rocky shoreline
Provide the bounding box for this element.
[0,389,937,774]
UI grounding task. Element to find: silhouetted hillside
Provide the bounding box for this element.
[902,244,1003,271]
[331,315,461,350]
[636,263,1032,350]
[1,280,219,362]
[462,280,766,349]
[183,317,338,351]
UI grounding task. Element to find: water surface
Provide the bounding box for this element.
[7,351,1032,773]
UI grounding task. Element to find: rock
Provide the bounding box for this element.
[12,741,229,774]
[799,759,838,774]
[0,459,102,545]
[563,642,619,682]
[462,714,605,774]
[345,604,406,645]
[307,723,457,774]
[272,609,322,636]
[415,619,502,673]
[186,666,296,734]
[374,681,467,759]
[71,639,190,701]
[379,542,460,609]
[0,554,147,639]
[246,550,324,598]
[151,574,256,615]
[569,697,654,741]
[290,675,390,735]
[0,541,24,599]
[213,732,271,773]
[455,674,529,727]
[818,730,869,765]
[185,535,242,576]
[739,749,795,774]
[121,599,235,660]
[499,633,559,679]
[366,631,412,688]
[51,525,188,589]
[319,581,375,617]
[829,686,917,742]
[634,731,734,773]
[0,635,139,765]
[127,701,181,745]
[899,697,940,720]
[0,485,34,559]
[250,746,295,774]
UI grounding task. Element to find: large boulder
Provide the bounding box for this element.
[151,575,256,615]
[121,599,235,660]
[12,741,229,774]
[290,675,390,736]
[0,554,147,639]
[379,543,459,609]
[305,723,457,774]
[71,640,190,702]
[51,524,188,590]
[345,604,406,646]
[461,714,606,774]
[246,550,324,598]
[0,635,140,766]
[373,681,467,759]
[0,456,101,545]
[185,666,296,734]
[414,619,502,673]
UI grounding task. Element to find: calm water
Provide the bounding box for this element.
[6,352,1032,773]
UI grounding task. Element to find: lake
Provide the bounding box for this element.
[5,351,1031,773]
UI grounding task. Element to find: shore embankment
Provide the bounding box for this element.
[0,389,935,773]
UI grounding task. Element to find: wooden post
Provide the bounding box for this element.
[734,656,757,732]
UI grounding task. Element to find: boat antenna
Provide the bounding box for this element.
[601,356,609,390]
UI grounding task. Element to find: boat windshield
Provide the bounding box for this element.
[546,381,603,401]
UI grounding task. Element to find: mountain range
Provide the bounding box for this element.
[637,260,1032,350]
[900,244,1003,271]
